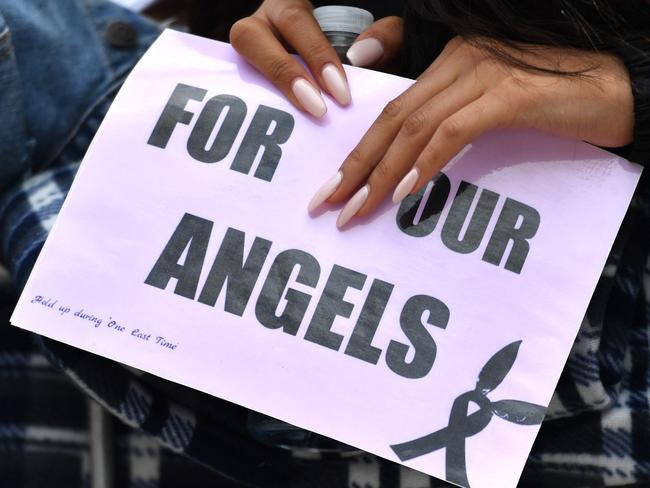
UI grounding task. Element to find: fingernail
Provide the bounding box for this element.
[308,171,342,213]
[292,78,327,118]
[346,38,384,67]
[392,168,420,204]
[322,64,351,106]
[337,185,369,228]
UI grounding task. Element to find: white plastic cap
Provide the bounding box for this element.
[313,6,374,35]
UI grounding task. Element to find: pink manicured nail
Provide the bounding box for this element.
[346,38,384,67]
[308,171,342,213]
[392,168,420,204]
[337,185,369,228]
[292,78,327,118]
[322,64,351,106]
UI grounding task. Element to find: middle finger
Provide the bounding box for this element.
[327,60,462,204]
[336,73,486,226]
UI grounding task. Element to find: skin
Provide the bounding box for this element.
[230,0,635,226]
[229,0,404,110]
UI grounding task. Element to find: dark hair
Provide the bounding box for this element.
[402,0,650,77]
[189,0,259,41]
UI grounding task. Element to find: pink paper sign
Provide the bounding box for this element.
[11,30,642,488]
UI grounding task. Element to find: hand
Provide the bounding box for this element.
[307,37,635,227]
[229,0,403,118]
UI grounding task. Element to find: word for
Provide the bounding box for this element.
[147,83,295,182]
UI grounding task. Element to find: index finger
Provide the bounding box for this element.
[230,16,328,118]
[267,4,351,106]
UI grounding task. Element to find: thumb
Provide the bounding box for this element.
[346,16,404,68]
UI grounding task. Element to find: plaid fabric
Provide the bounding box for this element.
[0,98,650,488]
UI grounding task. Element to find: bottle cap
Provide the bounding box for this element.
[313,6,374,35]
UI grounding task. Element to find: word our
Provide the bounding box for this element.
[147,83,294,182]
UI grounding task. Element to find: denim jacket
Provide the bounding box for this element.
[0,0,159,187]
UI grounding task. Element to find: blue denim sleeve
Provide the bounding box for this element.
[0,0,159,188]
[0,13,33,188]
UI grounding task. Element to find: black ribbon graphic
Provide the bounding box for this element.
[390,341,546,488]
